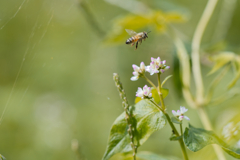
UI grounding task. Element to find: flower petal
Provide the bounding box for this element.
[172,110,177,116]
[184,116,190,121]
[131,76,138,81]
[132,64,138,70]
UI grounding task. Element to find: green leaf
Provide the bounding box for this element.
[104,11,186,44]
[103,99,167,160]
[228,58,240,89]
[151,88,160,104]
[227,71,240,89]
[161,88,169,99]
[161,75,172,88]
[170,135,182,141]
[183,124,240,158]
[171,117,182,124]
[135,97,142,104]
[136,151,181,160]
[208,52,235,75]
[110,151,180,160]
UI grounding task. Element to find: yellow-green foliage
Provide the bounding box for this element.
[105,11,186,44]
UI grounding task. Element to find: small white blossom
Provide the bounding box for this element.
[146,57,170,75]
[172,106,190,121]
[131,62,145,81]
[136,85,152,99]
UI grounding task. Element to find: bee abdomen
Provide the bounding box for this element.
[126,37,135,44]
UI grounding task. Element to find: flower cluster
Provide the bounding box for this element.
[136,85,152,99]
[130,57,170,81]
[172,106,190,121]
[146,57,170,75]
[131,62,145,81]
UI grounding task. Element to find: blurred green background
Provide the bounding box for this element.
[0,0,240,159]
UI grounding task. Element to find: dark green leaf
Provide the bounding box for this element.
[103,99,167,160]
[183,124,240,158]
[170,135,182,141]
[171,117,182,124]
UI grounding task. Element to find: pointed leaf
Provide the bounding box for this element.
[151,88,160,104]
[208,52,235,75]
[183,124,240,158]
[103,99,167,160]
[161,75,172,88]
[227,71,240,89]
[161,88,169,99]
[228,58,240,89]
[171,117,182,124]
[170,135,182,141]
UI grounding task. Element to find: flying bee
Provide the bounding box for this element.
[125,29,151,50]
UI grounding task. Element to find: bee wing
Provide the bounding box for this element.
[125,29,137,36]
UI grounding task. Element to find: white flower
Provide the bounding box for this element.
[130,62,145,81]
[172,106,190,121]
[146,57,170,75]
[136,85,152,99]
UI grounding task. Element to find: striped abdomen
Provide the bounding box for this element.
[126,36,139,44]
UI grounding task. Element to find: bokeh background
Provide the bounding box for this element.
[0,0,240,160]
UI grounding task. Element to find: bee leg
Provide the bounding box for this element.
[131,42,135,46]
[135,41,138,50]
[139,39,142,45]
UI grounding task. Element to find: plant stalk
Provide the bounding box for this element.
[191,0,218,105]
[143,75,157,90]
[180,124,183,135]
[157,73,166,111]
[191,0,226,159]
[164,113,189,160]
[155,73,189,160]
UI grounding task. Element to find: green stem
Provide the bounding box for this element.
[153,73,189,160]
[191,0,218,105]
[157,73,166,111]
[164,113,189,160]
[143,75,157,90]
[180,124,183,135]
[190,0,227,159]
[150,99,163,112]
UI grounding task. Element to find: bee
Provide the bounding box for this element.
[125,29,151,50]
